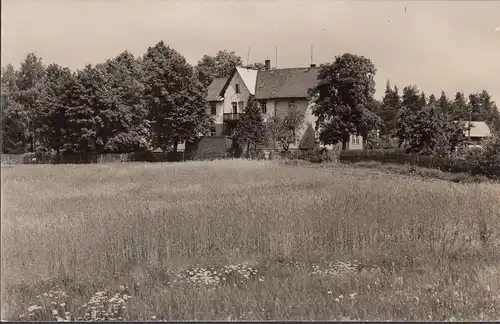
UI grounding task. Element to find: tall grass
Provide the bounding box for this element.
[2,160,500,320]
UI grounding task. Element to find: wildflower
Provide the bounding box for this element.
[328,290,333,295]
[151,315,157,320]
[52,309,58,316]
[60,303,66,307]
[28,305,42,312]
[339,295,344,299]
[335,298,340,302]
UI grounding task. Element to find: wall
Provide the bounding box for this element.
[223,71,252,114]
[266,98,363,150]
[209,70,253,136]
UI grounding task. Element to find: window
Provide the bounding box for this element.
[210,127,217,137]
[238,101,244,112]
[235,84,240,94]
[210,102,217,115]
[288,100,296,110]
[232,102,238,114]
[261,101,267,114]
[352,135,360,145]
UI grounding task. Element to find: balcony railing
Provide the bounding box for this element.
[223,113,240,122]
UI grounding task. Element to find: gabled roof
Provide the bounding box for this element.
[236,67,258,95]
[255,67,320,100]
[463,121,491,138]
[206,77,227,101]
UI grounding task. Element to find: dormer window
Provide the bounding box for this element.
[235,84,240,94]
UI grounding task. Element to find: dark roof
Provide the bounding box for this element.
[255,67,320,100]
[205,77,227,101]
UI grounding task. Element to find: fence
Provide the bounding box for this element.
[1,152,185,165]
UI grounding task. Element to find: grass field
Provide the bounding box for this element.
[2,160,500,321]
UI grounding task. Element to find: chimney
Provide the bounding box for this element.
[265,59,271,70]
[310,64,316,68]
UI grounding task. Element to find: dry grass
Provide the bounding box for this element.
[1,159,500,321]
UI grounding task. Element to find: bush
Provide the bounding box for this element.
[286,148,333,164]
[339,148,499,179]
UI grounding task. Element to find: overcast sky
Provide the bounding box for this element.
[2,0,499,100]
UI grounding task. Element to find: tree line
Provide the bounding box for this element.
[2,43,499,158]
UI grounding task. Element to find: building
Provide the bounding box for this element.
[462,121,492,148]
[205,60,363,150]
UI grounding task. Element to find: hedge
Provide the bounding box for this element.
[339,149,499,178]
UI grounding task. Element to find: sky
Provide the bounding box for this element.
[2,0,500,101]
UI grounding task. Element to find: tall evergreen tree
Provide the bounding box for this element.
[450,92,469,121]
[428,94,437,106]
[233,95,266,156]
[378,81,401,135]
[437,91,451,115]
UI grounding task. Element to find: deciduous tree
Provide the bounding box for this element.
[143,41,212,152]
[195,50,243,88]
[310,53,377,150]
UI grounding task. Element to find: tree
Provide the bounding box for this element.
[450,92,469,121]
[98,51,151,152]
[1,64,28,153]
[437,91,451,115]
[233,95,266,157]
[395,103,468,156]
[309,53,377,150]
[16,53,46,152]
[468,90,500,132]
[36,64,74,155]
[401,85,421,112]
[195,50,243,88]
[64,65,101,154]
[378,81,401,135]
[242,62,266,71]
[266,105,306,153]
[428,94,437,106]
[143,41,212,152]
[418,92,427,109]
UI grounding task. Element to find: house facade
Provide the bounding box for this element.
[205,60,363,150]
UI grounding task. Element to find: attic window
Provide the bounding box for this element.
[235,84,240,94]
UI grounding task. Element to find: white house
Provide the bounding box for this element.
[205,60,363,150]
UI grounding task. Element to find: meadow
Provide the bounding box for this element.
[1,159,500,321]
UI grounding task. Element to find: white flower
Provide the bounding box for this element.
[151,315,157,320]
[328,290,333,294]
[335,298,340,302]
[60,303,66,307]
[52,309,58,315]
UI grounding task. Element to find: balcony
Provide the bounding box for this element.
[223,113,240,122]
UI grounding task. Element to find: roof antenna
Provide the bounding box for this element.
[246,46,250,69]
[275,46,278,69]
[310,44,313,66]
